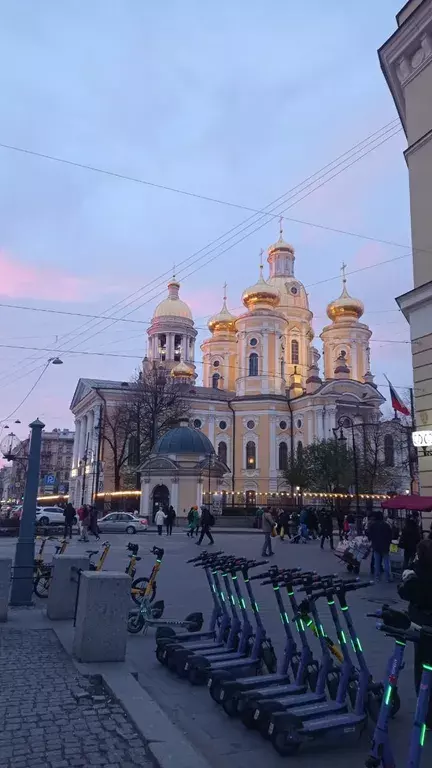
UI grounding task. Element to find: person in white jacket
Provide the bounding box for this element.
[155,507,166,536]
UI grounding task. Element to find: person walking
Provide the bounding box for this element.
[399,514,422,570]
[278,508,291,541]
[88,506,101,541]
[196,506,214,545]
[78,505,89,542]
[166,505,176,536]
[187,506,199,537]
[63,502,76,540]
[299,507,309,542]
[367,511,393,582]
[261,507,275,557]
[320,510,334,550]
[155,506,166,536]
[398,538,432,729]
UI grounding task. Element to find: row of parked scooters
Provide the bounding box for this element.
[154,550,432,765]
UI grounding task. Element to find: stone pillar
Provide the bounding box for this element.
[73,572,130,663]
[47,554,89,620]
[73,419,81,468]
[196,479,203,508]
[316,408,324,440]
[269,415,277,477]
[0,558,11,621]
[140,479,150,517]
[207,414,215,446]
[78,415,87,461]
[86,410,94,460]
[170,478,179,512]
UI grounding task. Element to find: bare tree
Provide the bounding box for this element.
[99,365,190,491]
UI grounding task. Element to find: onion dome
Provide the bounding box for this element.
[208,285,237,333]
[170,360,194,379]
[327,268,364,322]
[242,264,280,311]
[153,277,192,321]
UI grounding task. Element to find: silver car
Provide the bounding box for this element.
[98,512,148,534]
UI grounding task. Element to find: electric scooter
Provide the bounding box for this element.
[209,566,319,715]
[184,558,277,685]
[365,606,432,768]
[127,547,203,635]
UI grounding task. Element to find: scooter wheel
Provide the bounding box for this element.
[222,694,239,718]
[271,725,301,756]
[188,666,207,685]
[184,612,204,632]
[208,672,233,703]
[34,573,51,598]
[127,612,145,634]
[156,645,168,665]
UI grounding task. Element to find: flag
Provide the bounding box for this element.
[386,377,410,416]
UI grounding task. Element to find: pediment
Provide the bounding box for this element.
[140,457,179,471]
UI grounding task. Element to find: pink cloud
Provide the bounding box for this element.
[0,250,93,302]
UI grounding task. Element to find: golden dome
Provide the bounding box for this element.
[327,273,364,322]
[268,218,294,254]
[171,360,194,378]
[242,265,280,310]
[208,285,237,333]
[153,278,193,321]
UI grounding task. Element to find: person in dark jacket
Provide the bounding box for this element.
[398,539,432,728]
[88,506,100,541]
[399,515,422,570]
[63,503,76,540]
[196,506,214,546]
[165,505,176,536]
[320,511,334,550]
[367,511,393,582]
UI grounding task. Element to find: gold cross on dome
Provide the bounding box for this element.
[223,282,227,302]
[341,262,347,284]
[279,215,284,239]
[259,249,264,275]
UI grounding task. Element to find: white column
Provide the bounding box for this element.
[92,408,99,457]
[196,480,203,508]
[78,415,87,461]
[262,331,269,393]
[73,420,81,468]
[315,408,324,440]
[269,416,277,475]
[87,410,95,460]
[208,414,215,446]
[275,332,280,386]
[140,481,150,517]
[182,336,187,362]
[170,480,179,512]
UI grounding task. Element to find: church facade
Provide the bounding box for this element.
[69,229,412,512]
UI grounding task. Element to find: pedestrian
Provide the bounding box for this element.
[78,505,89,542]
[279,508,290,541]
[63,502,76,540]
[299,507,309,541]
[320,510,334,550]
[255,505,264,529]
[261,507,275,557]
[88,506,100,540]
[367,511,393,582]
[196,506,214,546]
[342,515,350,541]
[307,508,319,539]
[346,512,356,538]
[155,506,166,536]
[166,505,176,536]
[398,538,432,729]
[399,514,422,570]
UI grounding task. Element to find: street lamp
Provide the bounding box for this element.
[336,416,361,534]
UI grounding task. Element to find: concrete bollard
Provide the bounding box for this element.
[47,554,90,620]
[0,558,12,621]
[73,571,130,662]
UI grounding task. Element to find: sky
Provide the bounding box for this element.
[0,0,415,444]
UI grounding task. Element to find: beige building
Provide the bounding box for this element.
[7,428,74,500]
[69,228,412,516]
[379,0,432,496]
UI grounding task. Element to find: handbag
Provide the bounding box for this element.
[271,524,277,538]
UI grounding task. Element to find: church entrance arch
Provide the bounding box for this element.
[152,484,169,521]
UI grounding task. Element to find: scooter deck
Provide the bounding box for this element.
[220,672,291,692]
[158,630,215,646]
[238,681,307,700]
[271,711,365,736]
[253,690,327,713]
[205,656,261,672]
[285,699,348,721]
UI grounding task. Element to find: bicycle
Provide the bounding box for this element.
[87,541,111,571]
[33,536,69,598]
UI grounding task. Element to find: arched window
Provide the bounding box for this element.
[291,339,299,365]
[246,441,256,469]
[212,372,220,389]
[384,434,394,467]
[249,353,258,376]
[218,441,227,465]
[278,441,288,471]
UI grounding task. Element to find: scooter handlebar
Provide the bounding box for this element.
[186,550,224,563]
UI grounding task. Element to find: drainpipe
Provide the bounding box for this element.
[228,399,236,508]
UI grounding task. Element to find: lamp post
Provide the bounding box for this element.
[336,416,362,534]
[10,418,45,605]
[207,453,212,510]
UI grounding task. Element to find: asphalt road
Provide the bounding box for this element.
[1,528,431,767]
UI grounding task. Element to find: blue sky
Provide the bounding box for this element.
[0,0,413,440]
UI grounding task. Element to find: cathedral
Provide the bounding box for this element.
[69,226,411,514]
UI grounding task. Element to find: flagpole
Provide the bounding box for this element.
[410,387,415,430]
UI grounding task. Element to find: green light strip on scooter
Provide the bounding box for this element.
[254,602,260,613]
[230,595,236,606]
[340,630,347,644]
[273,586,280,591]
[341,605,349,611]
[232,575,237,580]
[284,612,290,624]
[356,637,363,652]
[420,723,427,747]
[351,639,356,651]
[297,618,305,632]
[423,663,432,671]
[328,600,335,605]
[306,619,314,627]
[320,624,325,637]
[220,593,225,602]
[395,640,406,646]
[384,685,392,706]
[287,590,294,596]
[240,598,246,609]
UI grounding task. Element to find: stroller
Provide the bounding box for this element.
[334,535,371,574]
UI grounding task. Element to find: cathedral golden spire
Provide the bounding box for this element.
[326,262,364,322]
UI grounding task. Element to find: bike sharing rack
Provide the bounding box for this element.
[0,558,12,621]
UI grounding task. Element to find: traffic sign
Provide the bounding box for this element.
[44,474,56,486]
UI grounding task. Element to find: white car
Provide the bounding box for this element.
[98,512,148,534]
[36,506,75,526]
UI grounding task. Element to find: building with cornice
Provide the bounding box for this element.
[69,228,412,515]
[379,0,432,497]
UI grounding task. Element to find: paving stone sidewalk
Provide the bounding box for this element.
[0,628,153,768]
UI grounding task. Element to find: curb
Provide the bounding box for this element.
[53,624,211,768]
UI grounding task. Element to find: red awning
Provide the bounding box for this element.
[381,495,432,512]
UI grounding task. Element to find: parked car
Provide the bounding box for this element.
[36,506,76,526]
[98,513,148,534]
